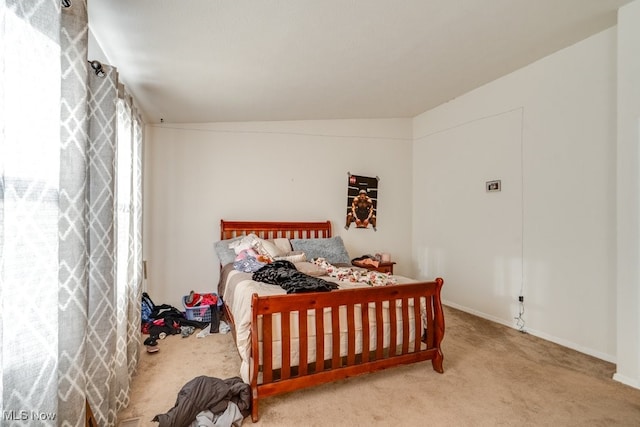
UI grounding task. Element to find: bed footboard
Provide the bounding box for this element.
[249,278,444,422]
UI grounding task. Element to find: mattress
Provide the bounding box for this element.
[220,266,425,383]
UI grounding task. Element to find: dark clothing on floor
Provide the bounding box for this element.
[152,376,251,427]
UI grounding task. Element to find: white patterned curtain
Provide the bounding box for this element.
[0,1,143,425]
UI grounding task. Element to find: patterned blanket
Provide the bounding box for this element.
[311,258,398,286]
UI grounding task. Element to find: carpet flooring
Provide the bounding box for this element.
[117,306,640,426]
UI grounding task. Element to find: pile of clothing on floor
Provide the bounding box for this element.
[184,290,231,336]
[141,292,209,353]
[184,290,219,308]
[152,376,251,427]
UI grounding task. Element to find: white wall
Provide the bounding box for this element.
[413,108,523,323]
[141,3,640,388]
[412,28,618,362]
[615,0,640,389]
[88,29,108,63]
[143,119,413,308]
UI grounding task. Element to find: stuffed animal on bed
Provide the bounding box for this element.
[234,248,271,264]
[229,233,274,263]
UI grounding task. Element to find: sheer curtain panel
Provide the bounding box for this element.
[0,1,144,425]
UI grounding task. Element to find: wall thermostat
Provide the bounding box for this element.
[486,180,501,192]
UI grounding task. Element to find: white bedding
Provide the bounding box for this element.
[224,269,423,383]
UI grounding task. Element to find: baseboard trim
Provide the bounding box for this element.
[613,373,640,390]
[442,301,616,364]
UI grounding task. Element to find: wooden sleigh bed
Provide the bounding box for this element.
[216,220,445,422]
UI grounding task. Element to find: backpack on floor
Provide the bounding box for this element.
[141,292,156,324]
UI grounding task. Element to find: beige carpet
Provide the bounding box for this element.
[117,306,640,426]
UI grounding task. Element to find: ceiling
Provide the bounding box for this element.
[88,0,632,124]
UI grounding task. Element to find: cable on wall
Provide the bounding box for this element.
[515,300,526,331]
[514,106,526,333]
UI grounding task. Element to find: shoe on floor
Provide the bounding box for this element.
[186,290,195,304]
[181,325,195,338]
[185,291,203,307]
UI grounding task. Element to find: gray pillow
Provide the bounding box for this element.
[214,236,242,266]
[290,236,351,265]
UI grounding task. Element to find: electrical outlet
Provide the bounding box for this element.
[518,295,524,302]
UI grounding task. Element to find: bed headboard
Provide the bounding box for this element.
[220,220,332,240]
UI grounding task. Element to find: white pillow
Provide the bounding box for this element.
[274,251,307,263]
[228,234,259,254]
[256,237,285,259]
[271,238,292,254]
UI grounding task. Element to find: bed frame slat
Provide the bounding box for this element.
[281,310,291,380]
[413,297,422,353]
[362,303,370,363]
[263,314,273,384]
[375,301,384,360]
[389,298,397,356]
[331,306,340,369]
[401,296,410,355]
[315,307,324,373]
[298,310,308,376]
[346,304,356,365]
[426,297,434,347]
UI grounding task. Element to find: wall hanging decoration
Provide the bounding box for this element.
[345,173,379,231]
